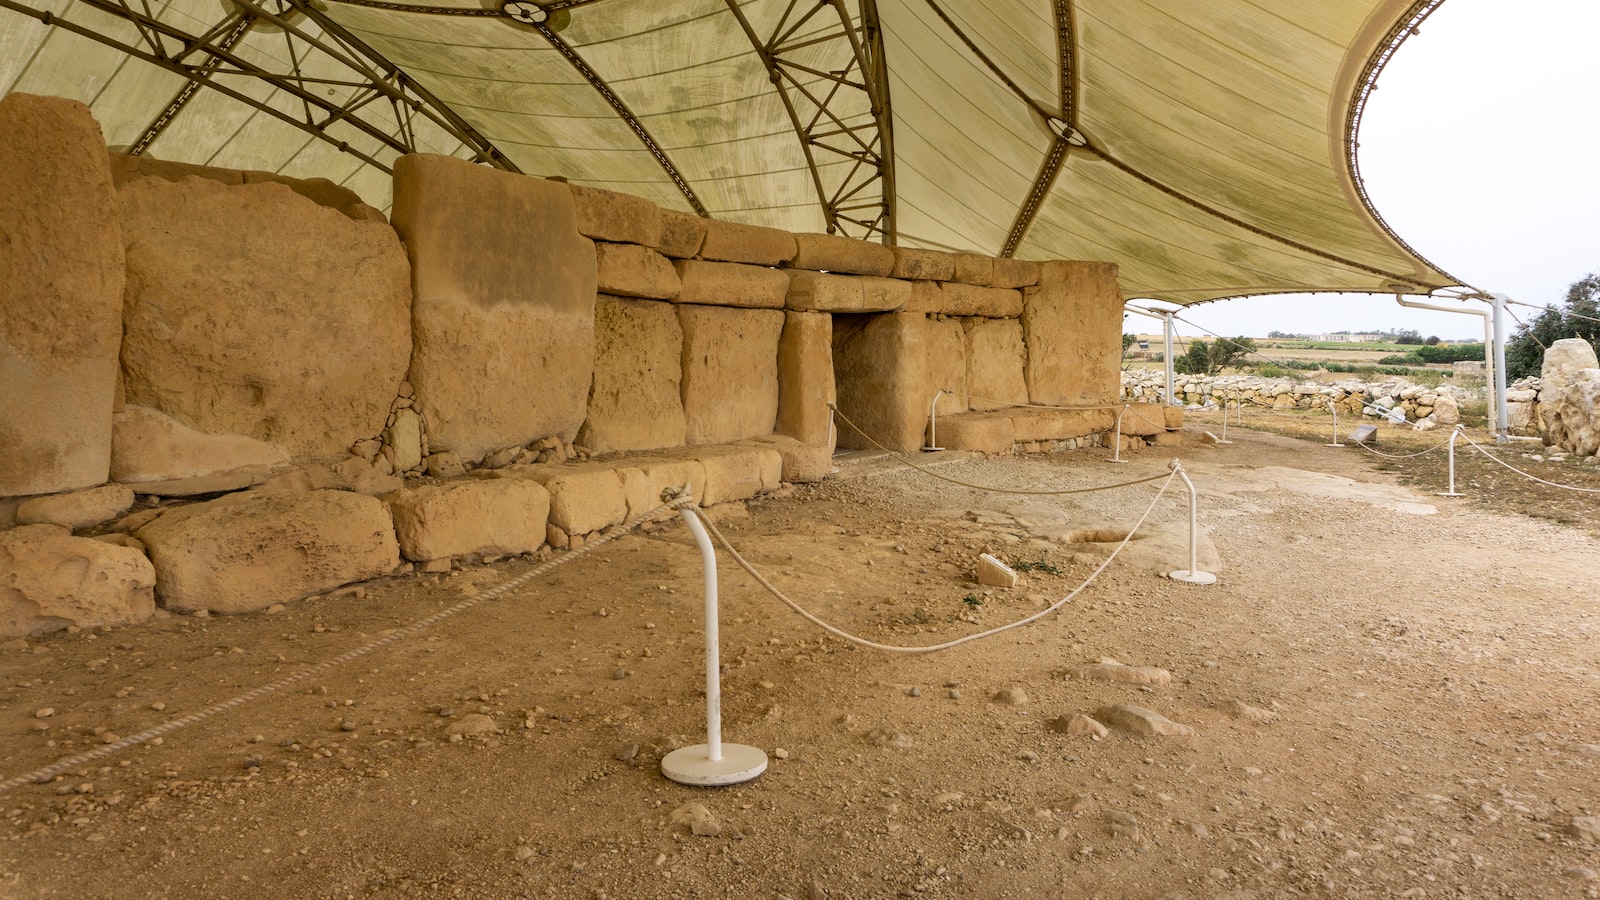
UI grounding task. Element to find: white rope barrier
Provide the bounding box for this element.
[1460,433,1600,494]
[1349,433,1456,460]
[691,468,1181,655]
[0,495,698,795]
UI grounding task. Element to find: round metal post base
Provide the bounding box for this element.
[1326,442,1345,448]
[661,744,767,786]
[922,446,944,452]
[1212,439,1233,445]
[1436,491,1464,498]
[1167,569,1217,585]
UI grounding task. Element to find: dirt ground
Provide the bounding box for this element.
[3,421,1599,899]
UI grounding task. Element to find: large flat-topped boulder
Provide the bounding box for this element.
[385,478,549,563]
[786,271,910,312]
[964,318,1029,410]
[789,232,895,276]
[1,524,156,637]
[580,296,687,452]
[935,412,1016,455]
[699,220,796,266]
[568,182,663,248]
[1023,261,1122,406]
[112,405,290,487]
[890,247,955,281]
[0,94,125,496]
[393,154,597,462]
[678,305,784,444]
[119,176,411,461]
[1009,408,1117,442]
[673,260,788,309]
[596,242,680,299]
[136,490,399,613]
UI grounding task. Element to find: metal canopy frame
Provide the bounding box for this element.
[0,0,515,173]
[726,0,896,242]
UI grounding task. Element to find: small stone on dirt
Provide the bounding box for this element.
[991,686,1028,706]
[1050,714,1109,741]
[1071,658,1172,685]
[1221,699,1278,723]
[446,713,497,736]
[864,726,913,750]
[1094,704,1195,737]
[670,802,720,837]
[1568,816,1600,844]
[613,742,639,762]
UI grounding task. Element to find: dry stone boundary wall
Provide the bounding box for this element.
[2,93,1136,637]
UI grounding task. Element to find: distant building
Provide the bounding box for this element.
[1316,332,1382,342]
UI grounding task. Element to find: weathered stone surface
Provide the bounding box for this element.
[119,176,411,460]
[943,283,1023,317]
[694,445,783,505]
[698,220,796,266]
[1072,658,1173,685]
[388,408,423,473]
[1544,368,1600,457]
[568,182,663,248]
[673,260,788,309]
[740,434,832,483]
[623,458,707,519]
[937,413,1015,454]
[890,247,955,281]
[110,153,383,223]
[1432,393,1461,426]
[136,490,398,613]
[657,209,708,258]
[776,311,836,446]
[1094,704,1195,737]
[0,94,125,497]
[1,524,156,637]
[991,257,1041,289]
[925,317,970,419]
[1569,816,1600,845]
[679,306,785,444]
[385,478,549,562]
[112,405,290,486]
[1117,403,1170,438]
[17,484,135,531]
[1023,261,1122,406]
[579,296,687,452]
[504,463,627,536]
[595,242,680,299]
[1009,408,1116,442]
[1055,714,1109,740]
[786,271,910,313]
[126,469,281,498]
[395,155,596,461]
[952,254,994,286]
[964,318,1029,411]
[789,232,895,276]
[1539,339,1600,453]
[977,553,1017,587]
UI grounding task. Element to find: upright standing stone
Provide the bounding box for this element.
[678,305,784,444]
[964,318,1029,410]
[1022,261,1122,406]
[776,311,837,447]
[393,155,598,462]
[1538,338,1600,443]
[0,94,125,496]
[580,296,687,452]
[833,312,952,452]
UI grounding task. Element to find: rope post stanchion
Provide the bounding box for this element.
[1326,401,1345,447]
[1438,425,1466,497]
[660,488,768,787]
[1214,392,1234,445]
[1106,405,1130,463]
[923,389,947,451]
[1165,460,1217,586]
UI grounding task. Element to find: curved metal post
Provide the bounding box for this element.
[1327,401,1345,447]
[1165,461,1216,585]
[1438,425,1465,497]
[923,389,948,451]
[1106,405,1130,463]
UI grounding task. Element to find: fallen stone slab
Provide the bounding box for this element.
[385,478,549,562]
[1094,704,1195,737]
[1071,658,1172,686]
[16,484,135,531]
[1,524,156,637]
[136,489,399,613]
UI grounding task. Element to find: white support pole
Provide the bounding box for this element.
[923,389,947,451]
[1392,293,1498,436]
[1106,405,1130,463]
[1490,292,1511,442]
[1326,401,1344,447]
[1163,313,1176,407]
[1166,461,1216,585]
[1438,425,1465,497]
[660,502,768,787]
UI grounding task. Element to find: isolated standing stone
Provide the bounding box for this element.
[393,155,597,461]
[0,94,125,497]
[1,525,156,637]
[137,490,399,613]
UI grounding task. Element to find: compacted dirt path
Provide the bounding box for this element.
[3,426,1598,898]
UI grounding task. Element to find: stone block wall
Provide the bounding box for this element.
[1,93,1136,636]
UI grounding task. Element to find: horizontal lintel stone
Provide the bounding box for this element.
[673,259,788,308]
[789,232,895,276]
[785,271,910,313]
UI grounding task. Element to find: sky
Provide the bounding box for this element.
[1145,0,1600,342]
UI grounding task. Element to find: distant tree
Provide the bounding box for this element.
[1173,339,1210,375]
[1173,336,1257,375]
[1424,335,1441,346]
[1122,333,1137,352]
[1506,274,1600,379]
[1266,330,1301,339]
[1394,329,1424,345]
